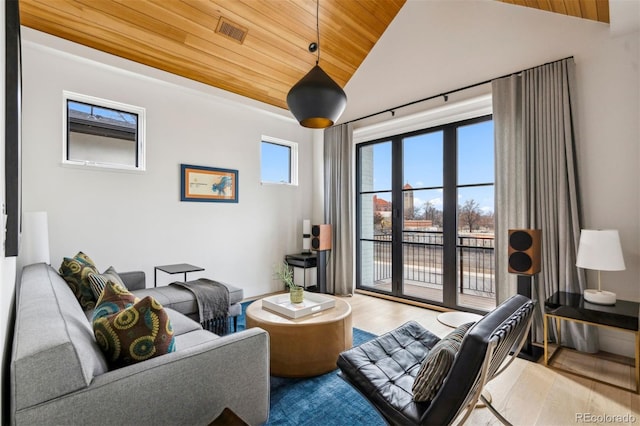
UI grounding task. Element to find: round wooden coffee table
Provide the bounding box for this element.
[246,294,352,378]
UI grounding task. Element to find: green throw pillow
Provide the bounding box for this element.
[92,280,139,323]
[59,251,99,310]
[93,296,176,369]
[412,322,474,402]
[88,266,127,300]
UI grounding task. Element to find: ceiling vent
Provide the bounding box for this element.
[216,17,247,44]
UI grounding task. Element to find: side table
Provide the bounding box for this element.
[154,263,204,287]
[285,253,317,290]
[544,291,639,393]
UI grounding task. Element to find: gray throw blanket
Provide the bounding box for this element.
[170,279,229,335]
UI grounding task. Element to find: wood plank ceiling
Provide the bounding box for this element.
[497,0,609,24]
[19,0,608,112]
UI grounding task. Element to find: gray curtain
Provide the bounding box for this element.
[493,58,597,352]
[323,123,354,295]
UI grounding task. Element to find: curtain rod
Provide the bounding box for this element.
[343,56,574,125]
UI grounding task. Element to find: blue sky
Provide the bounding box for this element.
[261,141,290,183]
[370,120,494,213]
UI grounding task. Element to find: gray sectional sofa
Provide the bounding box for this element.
[9,262,270,425]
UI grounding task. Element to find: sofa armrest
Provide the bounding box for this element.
[13,328,270,426]
[118,270,146,290]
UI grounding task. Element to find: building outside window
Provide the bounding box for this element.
[357,114,495,312]
[63,91,145,172]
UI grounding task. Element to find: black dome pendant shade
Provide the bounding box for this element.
[286,0,346,129]
[287,64,347,128]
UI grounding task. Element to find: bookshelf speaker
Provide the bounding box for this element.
[508,229,541,275]
[311,224,332,251]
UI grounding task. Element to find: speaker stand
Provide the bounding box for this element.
[516,274,543,362]
[316,250,328,294]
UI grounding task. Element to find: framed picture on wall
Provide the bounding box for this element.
[180,164,239,203]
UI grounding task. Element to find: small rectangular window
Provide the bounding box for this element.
[261,136,298,185]
[63,91,146,171]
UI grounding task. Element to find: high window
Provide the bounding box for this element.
[261,136,298,185]
[357,115,495,312]
[63,91,145,171]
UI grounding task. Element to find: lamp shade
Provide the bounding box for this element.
[576,229,625,271]
[286,64,347,129]
[18,211,50,267]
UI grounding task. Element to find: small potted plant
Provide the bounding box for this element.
[274,261,304,303]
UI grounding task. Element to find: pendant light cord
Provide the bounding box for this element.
[316,0,320,65]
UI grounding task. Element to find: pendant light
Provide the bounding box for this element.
[286,0,347,128]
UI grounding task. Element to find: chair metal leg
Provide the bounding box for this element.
[479,394,513,426]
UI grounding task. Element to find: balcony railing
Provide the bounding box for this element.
[369,231,495,299]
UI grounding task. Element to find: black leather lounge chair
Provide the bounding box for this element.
[337,294,535,425]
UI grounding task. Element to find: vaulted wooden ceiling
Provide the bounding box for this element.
[19,0,609,111]
[497,0,609,23]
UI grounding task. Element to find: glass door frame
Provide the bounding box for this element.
[355,115,493,313]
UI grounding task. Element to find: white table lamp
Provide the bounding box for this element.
[576,229,625,305]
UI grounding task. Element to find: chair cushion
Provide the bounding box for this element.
[337,321,440,423]
[93,296,176,368]
[412,322,474,402]
[58,251,99,310]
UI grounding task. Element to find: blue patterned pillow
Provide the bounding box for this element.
[92,280,139,323]
[59,252,98,310]
[93,296,176,368]
[412,322,474,402]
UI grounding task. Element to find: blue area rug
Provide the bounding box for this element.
[235,301,385,426]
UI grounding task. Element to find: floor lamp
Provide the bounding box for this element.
[16,211,51,281]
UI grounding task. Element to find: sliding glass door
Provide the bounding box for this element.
[356,116,495,312]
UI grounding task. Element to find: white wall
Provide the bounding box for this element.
[19,29,315,297]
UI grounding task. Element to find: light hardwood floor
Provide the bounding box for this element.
[341,292,640,426]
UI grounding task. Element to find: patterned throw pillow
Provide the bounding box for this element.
[59,251,99,310]
[412,322,475,402]
[93,296,176,368]
[92,280,139,323]
[88,266,128,300]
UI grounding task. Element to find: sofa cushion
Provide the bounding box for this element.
[412,322,474,402]
[93,296,176,368]
[87,266,127,299]
[59,251,99,310]
[165,308,204,335]
[219,281,243,305]
[132,286,198,315]
[92,281,139,322]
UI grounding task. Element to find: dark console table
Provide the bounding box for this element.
[154,263,204,287]
[544,291,639,393]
